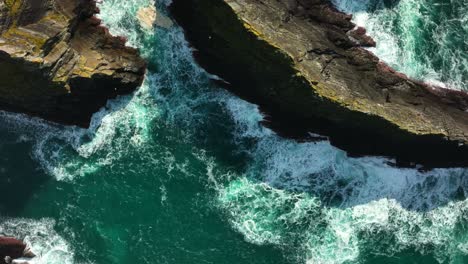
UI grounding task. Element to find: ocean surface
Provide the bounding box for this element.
[333,0,467,90]
[0,0,467,263]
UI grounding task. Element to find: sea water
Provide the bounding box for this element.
[0,1,467,263]
[332,0,467,90]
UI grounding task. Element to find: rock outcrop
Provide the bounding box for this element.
[0,237,33,264]
[136,1,173,30]
[0,0,146,127]
[171,0,468,167]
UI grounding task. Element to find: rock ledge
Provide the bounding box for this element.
[171,0,468,167]
[0,0,146,127]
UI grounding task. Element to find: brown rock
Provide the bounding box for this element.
[0,237,26,264]
[171,0,468,167]
[136,1,173,30]
[0,0,146,127]
[137,3,157,30]
[347,26,376,47]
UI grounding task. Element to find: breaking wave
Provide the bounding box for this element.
[332,0,468,90]
[0,219,74,264]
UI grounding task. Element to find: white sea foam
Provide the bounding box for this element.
[223,96,273,139]
[217,90,468,263]
[0,82,158,181]
[97,0,155,46]
[97,2,468,262]
[0,1,467,263]
[332,0,467,91]
[0,0,165,181]
[0,218,75,264]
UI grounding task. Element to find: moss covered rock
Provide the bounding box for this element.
[0,0,146,126]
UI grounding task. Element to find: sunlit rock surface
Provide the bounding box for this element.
[0,0,146,126]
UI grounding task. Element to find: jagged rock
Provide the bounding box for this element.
[0,237,26,264]
[0,0,146,127]
[137,2,157,30]
[347,27,376,47]
[170,0,468,167]
[137,1,173,30]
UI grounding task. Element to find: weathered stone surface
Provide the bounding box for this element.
[0,237,26,264]
[137,2,157,30]
[171,0,468,167]
[0,0,146,127]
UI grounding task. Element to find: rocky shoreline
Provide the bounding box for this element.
[0,237,34,264]
[0,0,146,127]
[170,0,468,168]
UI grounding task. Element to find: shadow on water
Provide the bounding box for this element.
[0,1,464,263]
[151,60,468,215]
[0,131,49,215]
[165,53,468,213]
[0,90,135,217]
[248,165,468,213]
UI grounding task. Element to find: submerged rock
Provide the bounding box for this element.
[171,0,468,167]
[137,3,157,30]
[137,1,173,30]
[0,0,146,127]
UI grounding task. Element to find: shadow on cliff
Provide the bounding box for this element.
[169,0,468,169]
[150,58,468,214]
[162,0,468,214]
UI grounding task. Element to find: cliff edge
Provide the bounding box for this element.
[0,0,146,126]
[171,0,468,167]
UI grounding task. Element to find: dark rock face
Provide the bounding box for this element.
[0,0,146,127]
[0,237,26,263]
[170,0,468,168]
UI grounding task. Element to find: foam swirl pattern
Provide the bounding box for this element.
[333,0,468,90]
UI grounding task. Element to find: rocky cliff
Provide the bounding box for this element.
[171,0,468,167]
[0,0,146,127]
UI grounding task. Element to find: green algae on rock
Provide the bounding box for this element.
[170,0,468,167]
[0,0,146,127]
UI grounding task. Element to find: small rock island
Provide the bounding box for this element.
[0,0,146,127]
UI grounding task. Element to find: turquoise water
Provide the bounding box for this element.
[0,1,468,263]
[333,0,467,90]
